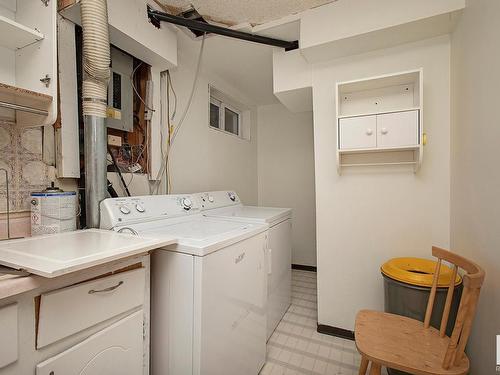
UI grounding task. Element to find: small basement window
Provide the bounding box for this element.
[209,86,246,138]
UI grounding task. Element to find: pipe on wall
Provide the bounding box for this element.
[80,0,111,227]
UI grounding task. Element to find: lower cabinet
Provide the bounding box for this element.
[0,304,18,369]
[36,310,144,375]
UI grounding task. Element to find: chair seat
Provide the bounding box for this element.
[355,310,469,375]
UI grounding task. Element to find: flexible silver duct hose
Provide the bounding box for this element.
[81,0,110,227]
[81,0,110,117]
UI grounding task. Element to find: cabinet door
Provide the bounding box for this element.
[0,303,17,369]
[339,115,376,150]
[36,311,144,375]
[376,110,418,148]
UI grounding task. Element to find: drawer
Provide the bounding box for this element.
[37,268,145,348]
[0,303,18,368]
[339,115,376,150]
[37,310,144,375]
[377,110,418,148]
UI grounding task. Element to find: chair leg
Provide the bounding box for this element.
[369,362,381,375]
[358,356,369,375]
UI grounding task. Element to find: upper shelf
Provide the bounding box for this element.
[0,15,44,50]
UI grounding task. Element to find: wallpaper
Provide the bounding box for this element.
[0,120,51,213]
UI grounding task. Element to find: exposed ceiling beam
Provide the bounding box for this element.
[147,6,299,51]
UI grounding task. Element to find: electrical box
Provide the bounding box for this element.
[107,47,133,132]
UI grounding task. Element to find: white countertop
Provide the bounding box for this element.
[0,229,176,278]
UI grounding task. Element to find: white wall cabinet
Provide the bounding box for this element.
[0,0,57,126]
[336,69,423,173]
[339,110,419,150]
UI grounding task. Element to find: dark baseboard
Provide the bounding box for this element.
[317,324,355,341]
[292,264,317,272]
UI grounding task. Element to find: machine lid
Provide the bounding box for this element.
[135,217,268,257]
[203,205,292,225]
[0,229,176,278]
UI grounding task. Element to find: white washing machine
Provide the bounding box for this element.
[195,191,292,340]
[100,194,269,375]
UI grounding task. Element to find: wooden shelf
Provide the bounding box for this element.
[0,83,53,123]
[0,15,44,50]
[339,145,420,155]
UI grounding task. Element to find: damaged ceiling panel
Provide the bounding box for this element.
[157,0,335,26]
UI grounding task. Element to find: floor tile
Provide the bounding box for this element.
[261,270,371,375]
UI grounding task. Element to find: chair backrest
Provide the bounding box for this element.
[424,246,485,370]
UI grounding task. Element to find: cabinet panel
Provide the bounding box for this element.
[37,268,145,348]
[376,110,418,148]
[267,220,292,339]
[0,303,17,368]
[36,310,144,375]
[339,115,376,150]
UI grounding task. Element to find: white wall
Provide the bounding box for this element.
[450,0,500,373]
[257,104,316,266]
[166,35,258,204]
[312,36,451,330]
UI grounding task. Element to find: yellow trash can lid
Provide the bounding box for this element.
[381,257,462,287]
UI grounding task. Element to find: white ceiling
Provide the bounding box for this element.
[158,0,334,26]
[166,0,334,106]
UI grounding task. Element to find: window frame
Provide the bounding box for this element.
[208,92,242,138]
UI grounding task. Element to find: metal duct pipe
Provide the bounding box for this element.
[81,0,111,228]
[84,117,108,227]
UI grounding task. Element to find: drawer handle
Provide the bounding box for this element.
[366,129,373,136]
[381,128,388,135]
[88,281,124,294]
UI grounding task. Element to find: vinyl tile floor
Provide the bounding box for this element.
[261,269,388,375]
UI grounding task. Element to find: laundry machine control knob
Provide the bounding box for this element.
[228,192,236,202]
[135,204,145,213]
[181,198,193,210]
[119,205,131,214]
[208,195,214,203]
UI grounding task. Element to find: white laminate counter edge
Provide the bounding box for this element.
[0,229,177,278]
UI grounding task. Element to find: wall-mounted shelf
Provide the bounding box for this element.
[336,69,423,174]
[336,107,420,120]
[0,83,52,125]
[0,14,44,50]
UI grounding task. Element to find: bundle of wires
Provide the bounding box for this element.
[151,33,206,194]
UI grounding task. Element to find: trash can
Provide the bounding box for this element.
[381,257,463,375]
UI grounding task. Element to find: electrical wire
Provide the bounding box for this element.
[151,33,206,194]
[167,70,177,121]
[170,34,206,144]
[131,62,155,112]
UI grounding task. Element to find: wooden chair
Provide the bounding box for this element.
[355,247,485,375]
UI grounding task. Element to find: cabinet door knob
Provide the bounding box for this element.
[366,129,373,136]
[381,128,388,135]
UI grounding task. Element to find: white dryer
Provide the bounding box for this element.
[100,194,269,375]
[195,191,292,340]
